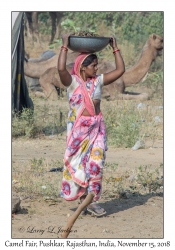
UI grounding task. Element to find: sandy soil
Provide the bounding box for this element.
[12,136,163,239]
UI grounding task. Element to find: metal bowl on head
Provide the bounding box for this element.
[67,36,111,53]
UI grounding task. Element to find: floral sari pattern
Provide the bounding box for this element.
[60,53,108,202]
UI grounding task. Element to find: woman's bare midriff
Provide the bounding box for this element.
[81,99,101,116]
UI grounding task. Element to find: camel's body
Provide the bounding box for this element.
[24,34,163,101]
[24,55,58,78]
[24,52,78,78]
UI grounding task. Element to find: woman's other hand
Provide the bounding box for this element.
[57,33,72,87]
[103,35,125,86]
[109,36,118,50]
[61,33,71,47]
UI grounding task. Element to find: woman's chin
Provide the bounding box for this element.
[91,74,96,77]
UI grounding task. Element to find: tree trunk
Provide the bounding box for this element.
[32,12,40,44]
[25,12,33,40]
[55,12,64,39]
[49,12,57,44]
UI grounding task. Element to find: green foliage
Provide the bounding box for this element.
[38,12,52,35]
[30,157,45,174]
[103,163,163,199]
[48,39,62,49]
[118,12,163,45]
[12,99,67,138]
[103,102,141,147]
[61,18,78,32]
[12,108,41,138]
[38,12,50,25]
[13,158,63,199]
[39,25,52,35]
[63,12,99,32]
[145,70,163,99]
[37,11,163,52]
[59,11,163,45]
[37,11,163,46]
[105,162,118,172]
[137,164,163,193]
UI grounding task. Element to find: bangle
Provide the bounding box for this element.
[61,45,68,52]
[113,49,120,54]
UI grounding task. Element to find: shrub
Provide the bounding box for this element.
[103,101,141,147]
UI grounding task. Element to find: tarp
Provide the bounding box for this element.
[12,11,33,113]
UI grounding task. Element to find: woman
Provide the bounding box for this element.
[57,34,125,217]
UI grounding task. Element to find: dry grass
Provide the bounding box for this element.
[12,156,163,201]
[12,157,63,199]
[12,93,163,200]
[102,162,163,200]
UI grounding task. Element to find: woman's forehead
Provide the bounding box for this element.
[91,59,98,64]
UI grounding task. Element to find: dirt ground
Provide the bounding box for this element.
[12,135,163,239]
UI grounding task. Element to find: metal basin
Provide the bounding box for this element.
[67,36,111,53]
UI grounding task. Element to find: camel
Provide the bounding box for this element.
[24,33,163,101]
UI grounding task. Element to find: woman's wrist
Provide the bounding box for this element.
[61,45,68,52]
[113,48,120,55]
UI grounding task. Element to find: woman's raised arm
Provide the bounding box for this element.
[57,34,72,87]
[103,37,125,86]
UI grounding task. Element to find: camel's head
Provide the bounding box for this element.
[150,33,163,56]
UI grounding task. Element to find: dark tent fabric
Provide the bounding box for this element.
[12,12,33,112]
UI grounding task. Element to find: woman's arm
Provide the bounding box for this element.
[103,37,125,86]
[57,34,72,87]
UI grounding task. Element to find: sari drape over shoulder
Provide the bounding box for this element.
[60,53,107,202]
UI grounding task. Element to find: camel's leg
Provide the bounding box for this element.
[39,78,58,100]
[60,192,94,239]
[34,91,46,98]
[45,86,58,100]
[116,81,125,94]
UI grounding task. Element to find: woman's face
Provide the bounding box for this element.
[83,59,98,78]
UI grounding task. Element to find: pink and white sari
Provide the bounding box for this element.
[60,53,108,202]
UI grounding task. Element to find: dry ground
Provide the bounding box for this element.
[12,134,163,239]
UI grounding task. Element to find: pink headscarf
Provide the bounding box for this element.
[71,53,91,77]
[71,53,96,116]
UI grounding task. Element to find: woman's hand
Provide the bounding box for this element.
[103,36,125,86]
[61,33,71,47]
[57,33,72,87]
[109,36,118,50]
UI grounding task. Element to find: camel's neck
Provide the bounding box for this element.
[123,41,158,85]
